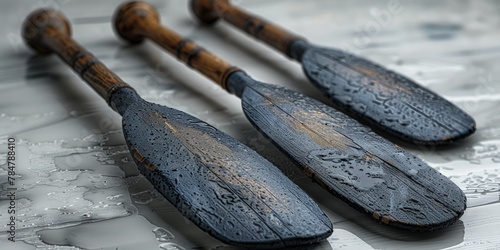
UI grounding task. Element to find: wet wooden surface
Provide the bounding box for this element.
[1,0,500,249]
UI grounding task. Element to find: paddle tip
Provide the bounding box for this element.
[113,1,160,44]
[190,0,221,24]
[22,9,71,54]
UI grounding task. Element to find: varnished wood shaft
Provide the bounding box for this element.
[114,2,241,90]
[191,0,306,58]
[22,9,132,104]
[148,26,241,90]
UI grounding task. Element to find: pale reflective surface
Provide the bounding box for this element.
[1,0,499,249]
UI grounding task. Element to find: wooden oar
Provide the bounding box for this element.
[114,1,467,231]
[22,9,334,248]
[189,0,476,145]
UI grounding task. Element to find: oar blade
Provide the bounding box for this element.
[115,90,332,248]
[240,80,466,231]
[300,45,475,145]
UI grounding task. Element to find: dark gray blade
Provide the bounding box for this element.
[114,89,332,248]
[240,80,466,231]
[300,45,475,145]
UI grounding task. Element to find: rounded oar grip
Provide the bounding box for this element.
[190,0,306,58]
[22,9,133,104]
[114,2,241,90]
[22,9,72,54]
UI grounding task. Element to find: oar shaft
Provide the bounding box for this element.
[191,0,305,58]
[22,10,133,104]
[150,25,241,90]
[114,2,241,90]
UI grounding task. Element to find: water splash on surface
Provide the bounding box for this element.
[153,227,175,242]
[131,190,163,205]
[0,134,182,249]
[159,242,186,250]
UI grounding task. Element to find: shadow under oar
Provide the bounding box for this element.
[189,24,332,104]
[114,41,231,113]
[24,54,118,136]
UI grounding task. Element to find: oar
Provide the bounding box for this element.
[189,0,476,145]
[114,2,467,231]
[22,9,334,248]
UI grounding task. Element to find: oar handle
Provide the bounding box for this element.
[191,0,306,58]
[22,9,133,104]
[114,2,242,90]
